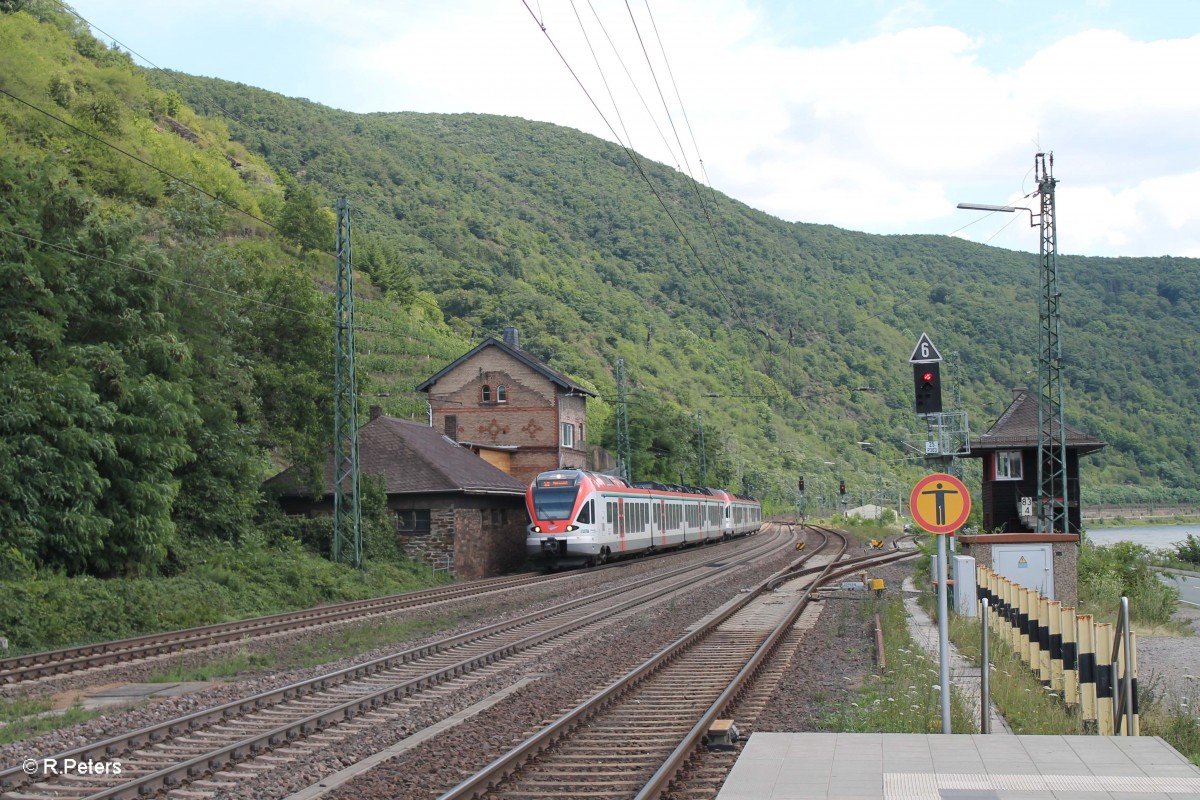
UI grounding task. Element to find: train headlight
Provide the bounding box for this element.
[565,525,576,532]
[533,526,542,533]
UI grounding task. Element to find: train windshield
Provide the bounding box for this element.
[530,485,579,521]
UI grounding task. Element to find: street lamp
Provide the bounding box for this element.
[958,152,1068,534]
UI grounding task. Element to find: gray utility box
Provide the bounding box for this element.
[992,543,1054,599]
[951,554,977,616]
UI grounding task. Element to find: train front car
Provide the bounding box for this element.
[526,469,600,567]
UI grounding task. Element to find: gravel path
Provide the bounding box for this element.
[1137,604,1200,716]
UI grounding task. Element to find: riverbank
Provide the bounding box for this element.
[1083,506,1200,526]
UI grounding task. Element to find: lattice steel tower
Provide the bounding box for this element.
[615,358,631,481]
[333,198,362,567]
[1035,153,1069,533]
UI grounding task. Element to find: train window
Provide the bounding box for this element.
[481,384,491,403]
[607,502,615,524]
[577,501,592,524]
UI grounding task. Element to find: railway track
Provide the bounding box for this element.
[1,524,800,800]
[0,533,759,687]
[438,525,914,800]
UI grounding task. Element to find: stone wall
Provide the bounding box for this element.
[454,507,528,580]
[957,533,1080,607]
[392,495,527,580]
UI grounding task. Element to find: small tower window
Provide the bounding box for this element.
[995,451,1023,480]
[496,384,507,403]
[481,384,491,403]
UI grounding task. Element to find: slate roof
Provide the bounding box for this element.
[416,337,596,397]
[265,414,529,498]
[968,388,1106,456]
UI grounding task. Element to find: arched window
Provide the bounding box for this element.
[481,384,491,403]
[496,384,507,403]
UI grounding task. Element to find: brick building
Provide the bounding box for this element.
[417,328,597,485]
[265,409,529,579]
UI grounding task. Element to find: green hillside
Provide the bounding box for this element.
[2,3,1198,581]
[156,73,1200,500]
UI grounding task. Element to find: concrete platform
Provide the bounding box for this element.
[716,733,1200,799]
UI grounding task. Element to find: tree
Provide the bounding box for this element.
[277,179,333,253]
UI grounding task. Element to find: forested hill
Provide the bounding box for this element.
[158,71,1200,497]
[1,4,1197,579]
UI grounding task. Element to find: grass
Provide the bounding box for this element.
[146,613,468,682]
[819,594,975,733]
[0,697,102,746]
[0,537,448,655]
[946,605,1200,766]
[947,613,1084,735]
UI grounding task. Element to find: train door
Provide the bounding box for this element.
[617,497,625,551]
[660,500,667,546]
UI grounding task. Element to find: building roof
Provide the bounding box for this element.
[415,337,596,397]
[265,414,529,498]
[967,388,1106,456]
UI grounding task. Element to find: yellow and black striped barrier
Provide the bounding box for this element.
[971,565,1139,736]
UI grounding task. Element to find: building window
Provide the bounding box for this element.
[444,414,457,440]
[561,421,575,448]
[396,509,431,535]
[496,384,507,403]
[578,422,584,445]
[995,451,1023,481]
[481,384,491,403]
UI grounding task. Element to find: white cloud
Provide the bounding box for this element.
[68,0,1200,257]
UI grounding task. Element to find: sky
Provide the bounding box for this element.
[65,0,1200,258]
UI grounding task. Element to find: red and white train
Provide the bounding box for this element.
[525,468,762,567]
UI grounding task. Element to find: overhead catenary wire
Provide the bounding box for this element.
[622,0,744,317]
[0,81,443,333]
[521,0,750,332]
[0,229,438,372]
[33,0,455,325]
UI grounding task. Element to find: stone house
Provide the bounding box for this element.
[416,328,597,485]
[265,408,529,579]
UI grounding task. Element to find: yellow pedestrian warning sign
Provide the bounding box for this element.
[909,473,971,534]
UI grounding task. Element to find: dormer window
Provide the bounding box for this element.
[481,384,492,403]
[496,384,507,403]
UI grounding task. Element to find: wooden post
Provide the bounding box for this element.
[1048,600,1063,692]
[1038,595,1051,685]
[1061,606,1078,707]
[1129,631,1140,736]
[1018,587,1031,665]
[1078,613,1097,731]
[1095,622,1114,736]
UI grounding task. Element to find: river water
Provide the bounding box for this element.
[1083,523,1198,551]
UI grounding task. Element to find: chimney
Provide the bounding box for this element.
[1012,386,1027,399]
[369,405,383,420]
[503,327,519,350]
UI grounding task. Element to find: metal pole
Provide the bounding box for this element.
[981,597,991,733]
[937,533,952,733]
[1120,596,1134,735]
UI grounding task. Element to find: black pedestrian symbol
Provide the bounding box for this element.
[921,482,959,526]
